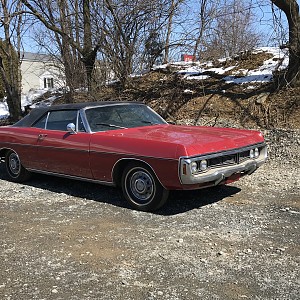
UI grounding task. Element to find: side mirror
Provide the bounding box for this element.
[67,123,77,134]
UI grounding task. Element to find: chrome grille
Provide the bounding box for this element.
[207,146,263,169]
[209,154,236,167]
[239,150,251,162]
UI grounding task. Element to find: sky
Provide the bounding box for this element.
[12,0,292,54]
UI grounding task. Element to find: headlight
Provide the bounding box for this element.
[199,160,208,171]
[189,159,208,174]
[250,148,259,159]
[191,161,198,173]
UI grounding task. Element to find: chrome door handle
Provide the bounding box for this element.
[38,134,47,140]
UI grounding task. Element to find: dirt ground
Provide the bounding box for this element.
[0,129,299,300]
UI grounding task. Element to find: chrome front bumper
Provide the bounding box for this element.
[181,159,263,185]
[179,144,267,186]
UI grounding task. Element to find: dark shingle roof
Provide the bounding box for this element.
[21,52,54,62]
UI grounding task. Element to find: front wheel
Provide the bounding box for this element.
[5,150,31,182]
[121,162,169,211]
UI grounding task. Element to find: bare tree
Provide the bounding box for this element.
[204,0,260,59]
[271,0,300,87]
[144,30,164,68]
[32,0,86,99]
[163,0,184,63]
[21,0,101,92]
[22,0,175,91]
[56,0,86,94]
[192,0,219,60]
[0,0,24,121]
[102,0,141,87]
[95,0,169,87]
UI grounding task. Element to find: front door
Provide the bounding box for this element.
[32,109,93,179]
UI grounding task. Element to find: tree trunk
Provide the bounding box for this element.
[0,0,22,122]
[272,0,300,87]
[0,58,22,122]
[81,50,97,91]
[82,0,96,91]
[164,0,176,64]
[193,0,209,59]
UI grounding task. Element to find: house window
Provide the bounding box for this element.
[44,77,54,89]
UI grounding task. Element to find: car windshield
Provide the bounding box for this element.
[84,104,167,132]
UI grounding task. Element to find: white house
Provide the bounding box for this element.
[20,52,65,95]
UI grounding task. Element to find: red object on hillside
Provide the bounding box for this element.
[181,54,195,62]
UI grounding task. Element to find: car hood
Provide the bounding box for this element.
[107,124,265,157]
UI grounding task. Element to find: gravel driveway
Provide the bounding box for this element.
[0,129,299,300]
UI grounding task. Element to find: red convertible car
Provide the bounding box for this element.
[0,102,267,211]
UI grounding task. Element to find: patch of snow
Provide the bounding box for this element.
[153,47,288,85]
[218,57,230,63]
[152,64,168,70]
[75,87,88,92]
[233,69,248,76]
[183,89,195,94]
[223,47,289,84]
[186,75,210,80]
[224,74,272,84]
[31,95,58,108]
[0,89,59,119]
[24,89,47,104]
[106,79,120,85]
[176,66,211,80]
[177,66,204,75]
[207,66,236,75]
[0,101,9,119]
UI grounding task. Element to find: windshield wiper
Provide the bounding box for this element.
[140,121,160,125]
[96,123,127,129]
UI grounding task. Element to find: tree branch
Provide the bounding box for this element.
[20,0,84,54]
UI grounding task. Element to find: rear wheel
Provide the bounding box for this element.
[5,150,31,182]
[121,162,169,211]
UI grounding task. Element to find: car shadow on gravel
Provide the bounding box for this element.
[156,186,241,215]
[0,164,240,215]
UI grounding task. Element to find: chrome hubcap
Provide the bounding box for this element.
[9,153,20,176]
[129,170,154,202]
[135,179,146,193]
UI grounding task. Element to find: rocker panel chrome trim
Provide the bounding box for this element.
[27,168,115,186]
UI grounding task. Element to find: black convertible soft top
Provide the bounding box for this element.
[13,101,140,127]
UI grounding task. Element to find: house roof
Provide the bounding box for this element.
[21,52,54,62]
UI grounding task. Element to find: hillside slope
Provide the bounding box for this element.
[1,47,298,129]
[90,47,299,129]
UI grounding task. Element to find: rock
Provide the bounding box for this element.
[255,92,270,104]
